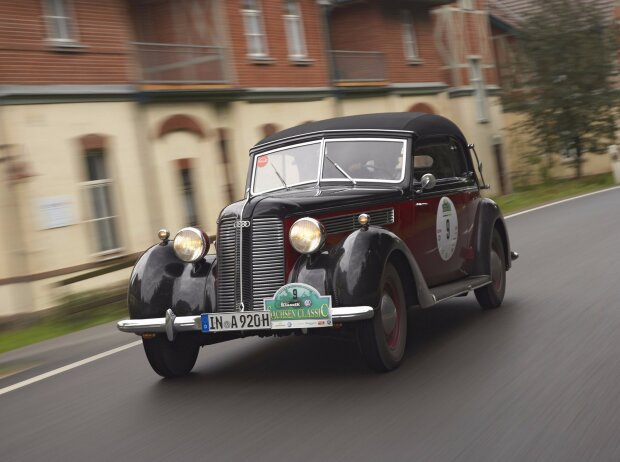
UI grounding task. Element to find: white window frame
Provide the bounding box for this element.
[469,57,489,123]
[283,0,307,60]
[241,0,269,58]
[42,0,78,44]
[81,150,121,255]
[401,10,420,62]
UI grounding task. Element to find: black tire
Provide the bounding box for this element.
[142,334,199,378]
[356,262,408,372]
[475,229,506,310]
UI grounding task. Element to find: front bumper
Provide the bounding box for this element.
[117,306,374,340]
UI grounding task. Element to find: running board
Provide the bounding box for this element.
[428,275,492,305]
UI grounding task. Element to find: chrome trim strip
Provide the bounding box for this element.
[251,129,415,152]
[238,189,251,312]
[414,185,479,197]
[432,278,492,304]
[116,306,375,335]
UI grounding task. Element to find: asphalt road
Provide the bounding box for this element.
[2,187,620,462]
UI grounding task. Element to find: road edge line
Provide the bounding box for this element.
[0,340,142,396]
[505,185,620,219]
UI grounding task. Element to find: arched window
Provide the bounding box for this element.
[408,102,436,114]
[262,123,281,137]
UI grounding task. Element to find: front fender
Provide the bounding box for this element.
[127,242,216,319]
[290,227,434,310]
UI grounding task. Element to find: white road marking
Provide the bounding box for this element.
[1,185,619,396]
[0,340,141,396]
[505,185,620,219]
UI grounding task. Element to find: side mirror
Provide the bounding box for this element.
[420,173,436,190]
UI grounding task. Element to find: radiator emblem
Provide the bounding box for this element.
[234,220,251,228]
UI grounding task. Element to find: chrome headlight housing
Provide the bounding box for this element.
[173,227,209,262]
[289,217,325,254]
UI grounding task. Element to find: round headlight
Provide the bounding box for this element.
[289,217,325,254]
[173,227,209,262]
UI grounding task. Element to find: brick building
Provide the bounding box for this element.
[0,0,509,316]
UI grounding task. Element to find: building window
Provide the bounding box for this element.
[401,10,420,62]
[43,0,76,42]
[178,161,199,226]
[242,0,268,58]
[283,1,307,59]
[83,149,119,253]
[460,0,474,10]
[469,57,489,122]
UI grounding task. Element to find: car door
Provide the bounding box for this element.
[405,136,477,287]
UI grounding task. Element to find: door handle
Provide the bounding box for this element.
[415,202,429,207]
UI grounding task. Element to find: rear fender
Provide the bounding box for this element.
[471,198,512,275]
[127,242,216,319]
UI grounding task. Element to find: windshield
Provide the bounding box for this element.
[251,138,407,195]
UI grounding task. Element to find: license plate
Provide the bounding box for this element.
[201,312,271,333]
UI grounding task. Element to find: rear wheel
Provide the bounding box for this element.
[475,229,506,309]
[143,334,199,378]
[357,263,407,372]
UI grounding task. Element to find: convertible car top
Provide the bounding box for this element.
[253,112,467,152]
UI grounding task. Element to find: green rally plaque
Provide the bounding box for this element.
[263,283,332,330]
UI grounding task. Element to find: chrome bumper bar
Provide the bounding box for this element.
[117,306,374,339]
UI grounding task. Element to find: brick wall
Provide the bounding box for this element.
[329,2,446,84]
[0,0,134,84]
[223,0,330,88]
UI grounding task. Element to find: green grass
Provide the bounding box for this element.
[491,173,616,215]
[0,300,127,355]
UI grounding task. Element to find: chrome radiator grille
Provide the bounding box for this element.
[320,208,394,235]
[216,217,285,312]
[251,218,285,310]
[216,217,238,312]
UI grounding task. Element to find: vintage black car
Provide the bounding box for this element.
[118,112,517,377]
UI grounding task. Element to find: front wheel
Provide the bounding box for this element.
[143,334,199,378]
[475,229,506,309]
[356,263,408,372]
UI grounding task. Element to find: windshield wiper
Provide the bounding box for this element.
[271,164,289,190]
[324,153,357,186]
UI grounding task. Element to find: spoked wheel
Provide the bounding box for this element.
[357,262,408,372]
[143,334,199,378]
[475,229,506,310]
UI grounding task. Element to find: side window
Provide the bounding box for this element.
[413,140,467,182]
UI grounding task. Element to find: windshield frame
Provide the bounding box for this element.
[249,137,408,196]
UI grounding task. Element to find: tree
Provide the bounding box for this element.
[501,0,619,179]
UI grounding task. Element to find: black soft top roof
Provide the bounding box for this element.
[253,112,467,151]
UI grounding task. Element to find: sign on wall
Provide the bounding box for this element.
[36,196,76,230]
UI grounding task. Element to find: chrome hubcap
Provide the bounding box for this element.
[380,293,397,336]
